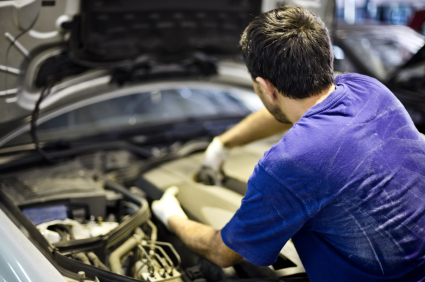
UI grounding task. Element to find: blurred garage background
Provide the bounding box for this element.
[335,0,425,30]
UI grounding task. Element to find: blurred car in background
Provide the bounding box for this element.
[333,24,425,132]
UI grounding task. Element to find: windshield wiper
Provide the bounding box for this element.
[0,141,153,173]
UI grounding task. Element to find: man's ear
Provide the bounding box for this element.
[255,77,277,102]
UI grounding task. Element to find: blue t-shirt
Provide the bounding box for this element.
[221,73,425,281]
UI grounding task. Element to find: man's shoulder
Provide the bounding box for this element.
[257,71,418,189]
[335,73,397,99]
[336,73,394,96]
[335,73,383,86]
[257,126,329,181]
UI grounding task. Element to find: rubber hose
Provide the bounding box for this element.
[109,231,143,275]
[87,252,110,271]
[74,252,91,265]
[147,220,157,253]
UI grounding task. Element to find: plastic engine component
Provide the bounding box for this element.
[23,205,68,225]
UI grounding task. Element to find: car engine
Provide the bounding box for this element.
[0,138,306,282]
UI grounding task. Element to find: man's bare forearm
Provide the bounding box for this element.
[168,215,242,268]
[219,108,292,149]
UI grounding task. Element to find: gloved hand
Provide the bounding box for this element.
[151,186,188,231]
[197,137,229,186]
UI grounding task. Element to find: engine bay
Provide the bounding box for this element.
[0,137,307,282]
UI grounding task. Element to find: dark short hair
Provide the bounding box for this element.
[240,6,334,99]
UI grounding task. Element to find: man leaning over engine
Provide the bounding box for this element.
[152,6,425,281]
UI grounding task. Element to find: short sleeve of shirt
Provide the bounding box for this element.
[221,162,311,266]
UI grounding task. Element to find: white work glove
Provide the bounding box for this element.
[151,186,188,231]
[198,137,229,186]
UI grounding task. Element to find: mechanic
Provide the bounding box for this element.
[152,6,425,281]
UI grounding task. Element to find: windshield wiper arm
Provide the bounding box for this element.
[0,141,153,173]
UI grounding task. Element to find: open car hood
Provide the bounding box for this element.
[72,0,335,67]
[0,0,335,126]
[71,0,262,67]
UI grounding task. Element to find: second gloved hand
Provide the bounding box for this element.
[197,137,229,186]
[151,186,188,231]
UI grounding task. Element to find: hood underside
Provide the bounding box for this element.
[0,0,335,127]
[71,0,263,67]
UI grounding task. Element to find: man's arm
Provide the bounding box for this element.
[219,108,292,149]
[152,187,243,268]
[199,108,292,185]
[168,215,242,268]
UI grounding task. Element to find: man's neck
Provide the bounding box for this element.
[280,84,336,124]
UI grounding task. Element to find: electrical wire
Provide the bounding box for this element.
[3,5,40,93]
[30,78,55,162]
[3,4,45,161]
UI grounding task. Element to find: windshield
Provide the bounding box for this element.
[336,25,425,80]
[4,86,261,147]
